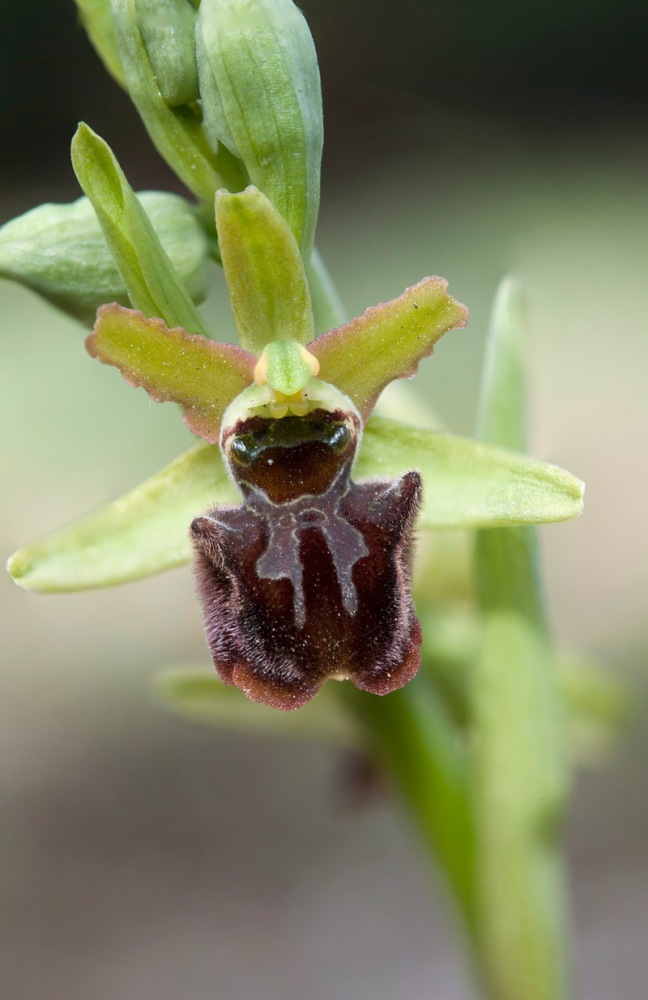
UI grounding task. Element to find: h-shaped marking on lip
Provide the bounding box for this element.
[242,465,369,629]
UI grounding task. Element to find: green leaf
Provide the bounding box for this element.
[355,417,584,528]
[7,443,237,592]
[87,305,255,442]
[216,187,315,354]
[472,613,569,1000]
[157,669,360,745]
[197,0,323,257]
[0,191,211,326]
[110,0,244,207]
[74,0,125,88]
[477,277,529,453]
[475,279,548,624]
[310,277,468,421]
[71,123,211,335]
[472,281,570,1000]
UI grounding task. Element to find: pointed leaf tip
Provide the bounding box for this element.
[310,277,468,420]
[88,304,255,442]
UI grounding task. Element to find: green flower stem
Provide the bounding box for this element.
[341,678,477,938]
[314,267,480,966]
[311,273,571,1000]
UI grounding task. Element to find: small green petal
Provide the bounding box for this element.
[7,443,236,592]
[216,186,315,354]
[0,191,210,326]
[197,0,323,257]
[71,123,210,334]
[87,304,255,442]
[310,277,468,421]
[355,416,584,528]
[156,669,360,745]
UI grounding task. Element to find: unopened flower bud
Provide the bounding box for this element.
[0,192,210,325]
[196,0,323,258]
[136,0,200,107]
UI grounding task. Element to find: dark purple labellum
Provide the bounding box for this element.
[191,407,422,710]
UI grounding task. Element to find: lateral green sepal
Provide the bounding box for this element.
[7,443,236,592]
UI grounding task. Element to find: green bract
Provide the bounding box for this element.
[71,123,210,334]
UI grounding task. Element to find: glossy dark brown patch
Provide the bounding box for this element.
[191,407,422,710]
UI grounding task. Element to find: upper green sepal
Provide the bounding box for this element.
[197,0,323,257]
[0,191,210,326]
[216,186,315,354]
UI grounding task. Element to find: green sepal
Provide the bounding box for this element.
[216,186,315,354]
[71,123,209,334]
[356,416,584,528]
[136,0,199,107]
[0,191,210,326]
[196,0,323,257]
[87,304,255,442]
[110,0,245,208]
[310,277,468,421]
[157,669,360,745]
[7,443,237,592]
[74,0,125,88]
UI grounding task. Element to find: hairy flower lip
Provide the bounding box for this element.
[190,390,425,708]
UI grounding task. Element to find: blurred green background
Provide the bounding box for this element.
[1,2,647,998]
